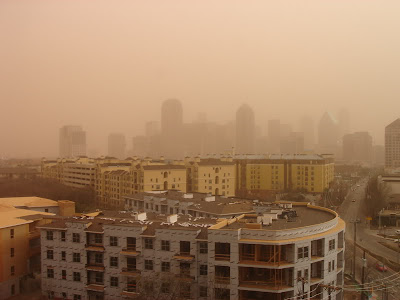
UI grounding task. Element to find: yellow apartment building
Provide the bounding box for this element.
[0,197,76,299]
[186,157,236,197]
[235,154,334,196]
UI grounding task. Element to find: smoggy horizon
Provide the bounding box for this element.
[1,1,400,158]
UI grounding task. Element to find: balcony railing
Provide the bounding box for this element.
[120,248,140,256]
[86,263,105,271]
[215,253,230,261]
[85,244,105,252]
[215,276,230,284]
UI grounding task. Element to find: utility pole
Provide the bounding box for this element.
[350,219,361,278]
[361,250,366,300]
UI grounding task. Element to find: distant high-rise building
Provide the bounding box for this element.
[280,132,304,154]
[342,132,372,163]
[299,116,315,150]
[108,133,126,159]
[267,119,281,153]
[145,121,160,137]
[161,99,184,158]
[318,112,339,154]
[337,108,350,139]
[385,118,400,169]
[235,104,255,154]
[373,145,385,166]
[59,125,86,158]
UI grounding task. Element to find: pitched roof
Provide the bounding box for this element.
[386,118,400,129]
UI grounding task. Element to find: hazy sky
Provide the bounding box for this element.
[1,0,400,157]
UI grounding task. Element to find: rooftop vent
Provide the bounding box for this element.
[132,212,147,221]
[183,193,194,199]
[167,214,178,223]
[204,196,215,202]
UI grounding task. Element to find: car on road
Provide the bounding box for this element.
[352,199,356,202]
[376,263,388,272]
[396,229,400,235]
[357,184,361,187]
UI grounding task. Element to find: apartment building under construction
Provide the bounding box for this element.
[39,199,344,300]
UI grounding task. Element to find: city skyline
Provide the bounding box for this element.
[2,1,400,157]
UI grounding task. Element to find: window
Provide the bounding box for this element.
[328,261,331,272]
[11,284,15,295]
[297,246,309,259]
[61,251,66,261]
[144,260,153,270]
[73,253,80,263]
[110,257,118,267]
[161,240,170,251]
[10,229,14,239]
[110,236,118,246]
[62,292,67,300]
[95,272,103,283]
[72,233,80,243]
[94,234,102,244]
[161,261,170,272]
[47,250,54,259]
[332,260,335,271]
[144,238,153,249]
[61,231,66,242]
[10,248,14,257]
[200,265,208,276]
[297,270,302,280]
[95,253,103,264]
[304,269,309,279]
[73,272,81,282]
[199,242,208,254]
[200,286,208,297]
[329,239,336,251]
[62,270,67,280]
[47,231,53,241]
[47,291,54,299]
[73,295,81,300]
[110,276,119,287]
[47,268,54,278]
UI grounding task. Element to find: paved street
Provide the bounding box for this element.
[338,177,400,299]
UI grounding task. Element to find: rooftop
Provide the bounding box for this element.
[0,196,59,208]
[0,204,55,229]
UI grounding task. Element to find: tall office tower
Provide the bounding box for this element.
[342,132,372,163]
[59,126,86,158]
[385,118,400,169]
[235,104,255,154]
[267,119,281,153]
[107,133,126,159]
[299,115,315,150]
[161,99,184,158]
[373,145,385,166]
[317,112,339,153]
[337,108,350,139]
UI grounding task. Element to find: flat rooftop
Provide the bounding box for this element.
[0,196,59,208]
[222,205,335,231]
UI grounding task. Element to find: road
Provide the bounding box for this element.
[338,177,400,299]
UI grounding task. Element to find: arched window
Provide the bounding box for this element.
[163,172,168,178]
[215,188,219,195]
[215,176,219,184]
[164,181,168,190]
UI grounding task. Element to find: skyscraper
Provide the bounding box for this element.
[161,99,184,158]
[385,118,400,169]
[318,112,339,154]
[59,125,86,158]
[107,133,126,159]
[235,104,255,154]
[342,132,372,163]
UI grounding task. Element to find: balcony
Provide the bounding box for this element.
[120,248,140,256]
[121,290,139,298]
[175,273,195,282]
[86,284,105,292]
[173,252,195,261]
[86,263,105,272]
[215,276,230,285]
[215,254,230,261]
[85,244,105,252]
[120,268,141,277]
[239,267,293,292]
[239,244,293,267]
